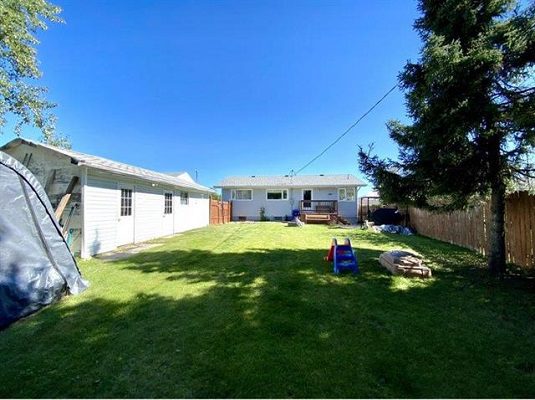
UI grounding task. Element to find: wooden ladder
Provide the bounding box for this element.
[54,176,79,220]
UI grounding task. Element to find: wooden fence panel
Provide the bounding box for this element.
[505,192,534,268]
[409,191,534,269]
[210,199,232,225]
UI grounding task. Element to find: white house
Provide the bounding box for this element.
[216,174,366,224]
[1,138,214,258]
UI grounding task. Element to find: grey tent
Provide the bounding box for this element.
[0,150,88,329]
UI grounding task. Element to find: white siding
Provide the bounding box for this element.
[222,186,359,222]
[84,177,118,255]
[3,142,213,258]
[338,186,359,223]
[174,191,209,233]
[134,184,164,242]
[83,178,209,257]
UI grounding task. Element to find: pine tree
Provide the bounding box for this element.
[358,0,534,276]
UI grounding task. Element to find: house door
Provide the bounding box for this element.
[303,189,312,210]
[117,186,135,246]
[162,191,174,236]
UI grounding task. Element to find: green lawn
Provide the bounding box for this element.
[1,223,534,398]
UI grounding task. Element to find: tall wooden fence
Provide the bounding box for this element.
[408,191,534,269]
[210,199,232,225]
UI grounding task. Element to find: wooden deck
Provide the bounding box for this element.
[299,200,338,224]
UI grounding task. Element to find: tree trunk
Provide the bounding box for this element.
[488,182,506,276]
[487,134,507,277]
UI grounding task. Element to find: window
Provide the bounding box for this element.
[120,189,132,216]
[231,189,253,201]
[180,191,189,205]
[338,187,356,202]
[164,193,173,214]
[266,189,288,200]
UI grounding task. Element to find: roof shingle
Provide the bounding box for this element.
[215,174,366,188]
[2,138,214,193]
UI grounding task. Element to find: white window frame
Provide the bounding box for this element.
[164,192,173,214]
[338,187,356,202]
[266,189,288,201]
[231,189,253,201]
[120,187,133,217]
[180,191,189,205]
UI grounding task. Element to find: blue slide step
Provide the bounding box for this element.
[333,239,359,274]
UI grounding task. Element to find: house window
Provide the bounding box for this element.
[266,189,288,200]
[164,193,173,214]
[120,189,132,216]
[180,191,189,205]
[338,188,356,202]
[231,189,253,201]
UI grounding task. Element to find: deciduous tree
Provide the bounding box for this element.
[0,0,69,147]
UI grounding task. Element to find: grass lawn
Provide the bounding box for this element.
[1,223,534,398]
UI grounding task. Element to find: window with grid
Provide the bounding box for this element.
[180,191,189,205]
[164,193,173,214]
[338,187,356,202]
[120,189,132,216]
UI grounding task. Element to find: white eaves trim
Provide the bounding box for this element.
[2,138,215,194]
[216,174,366,189]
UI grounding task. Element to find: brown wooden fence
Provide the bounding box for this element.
[408,191,534,269]
[210,199,232,224]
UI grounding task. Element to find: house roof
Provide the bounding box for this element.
[165,171,188,177]
[215,174,366,188]
[165,171,196,183]
[1,138,215,194]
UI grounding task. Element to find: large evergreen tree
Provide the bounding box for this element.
[0,0,69,147]
[358,0,534,276]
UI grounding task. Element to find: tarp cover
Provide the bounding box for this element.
[0,150,88,329]
[371,208,403,225]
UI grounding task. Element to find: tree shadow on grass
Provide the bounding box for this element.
[356,232,535,292]
[1,235,534,398]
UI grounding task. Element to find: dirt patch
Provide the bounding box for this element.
[96,242,165,261]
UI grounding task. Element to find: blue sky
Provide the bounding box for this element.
[4,0,421,190]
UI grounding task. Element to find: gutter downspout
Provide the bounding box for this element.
[356,186,361,225]
[80,166,89,259]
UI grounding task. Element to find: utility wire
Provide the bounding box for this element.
[293,84,398,175]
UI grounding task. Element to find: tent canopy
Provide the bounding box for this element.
[0,151,88,329]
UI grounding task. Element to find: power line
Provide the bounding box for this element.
[293,84,398,175]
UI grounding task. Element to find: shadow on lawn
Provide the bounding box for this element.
[125,230,532,292]
[1,233,534,398]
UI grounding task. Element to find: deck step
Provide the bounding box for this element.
[304,214,331,224]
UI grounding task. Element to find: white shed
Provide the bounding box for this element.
[1,138,214,258]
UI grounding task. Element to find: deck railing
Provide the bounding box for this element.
[299,200,338,214]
